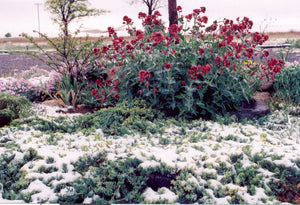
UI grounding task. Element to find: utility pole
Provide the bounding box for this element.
[35,3,42,36]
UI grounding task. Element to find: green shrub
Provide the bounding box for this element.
[76,99,164,135]
[273,64,300,105]
[58,155,147,204]
[89,8,283,119]
[0,93,32,127]
[0,152,31,202]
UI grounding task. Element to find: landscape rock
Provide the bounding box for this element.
[230,99,270,119]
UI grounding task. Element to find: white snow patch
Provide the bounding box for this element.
[21,179,58,203]
[142,187,178,203]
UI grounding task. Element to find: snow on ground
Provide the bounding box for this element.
[0,104,299,204]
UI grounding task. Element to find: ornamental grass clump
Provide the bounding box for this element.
[90,6,283,119]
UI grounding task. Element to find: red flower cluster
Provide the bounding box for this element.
[139,70,151,82]
[93,48,100,55]
[135,30,145,40]
[164,62,171,69]
[188,65,198,80]
[108,27,116,37]
[114,93,120,101]
[142,13,162,26]
[169,24,182,34]
[125,44,134,51]
[185,14,193,21]
[199,48,205,54]
[101,46,109,54]
[151,32,164,43]
[199,64,211,75]
[91,89,98,96]
[267,58,283,74]
[176,6,182,12]
[96,78,104,87]
[243,48,254,58]
[263,50,269,57]
[123,16,132,25]
[138,12,147,19]
[251,32,269,45]
[197,16,208,24]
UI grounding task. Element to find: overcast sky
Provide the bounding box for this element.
[0,0,300,38]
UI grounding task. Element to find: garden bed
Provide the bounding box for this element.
[1,8,300,203]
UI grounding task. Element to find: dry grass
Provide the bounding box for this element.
[266,31,300,39]
[1,31,299,44]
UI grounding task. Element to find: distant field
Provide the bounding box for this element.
[1,31,300,44]
[0,31,299,53]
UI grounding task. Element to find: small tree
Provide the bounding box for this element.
[44,0,105,37]
[129,0,163,15]
[22,0,108,106]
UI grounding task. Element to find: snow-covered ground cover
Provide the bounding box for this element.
[0,103,299,204]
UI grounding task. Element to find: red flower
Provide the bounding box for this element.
[263,50,269,57]
[126,44,134,50]
[154,11,161,16]
[218,41,226,47]
[139,70,151,82]
[107,27,116,37]
[199,64,211,74]
[168,24,181,34]
[176,6,182,12]
[243,48,254,58]
[91,89,98,96]
[144,82,150,86]
[181,81,186,85]
[223,60,231,67]
[135,29,144,40]
[114,93,120,101]
[233,65,237,71]
[193,9,201,15]
[153,88,158,93]
[93,48,100,55]
[215,56,222,64]
[199,48,205,54]
[200,7,206,13]
[151,32,164,43]
[101,46,108,54]
[139,90,143,94]
[123,16,132,24]
[164,62,171,69]
[100,90,105,96]
[113,80,120,86]
[113,86,119,91]
[188,65,198,80]
[101,96,107,103]
[96,79,104,87]
[138,12,147,19]
[152,42,159,46]
[199,16,208,24]
[185,14,193,21]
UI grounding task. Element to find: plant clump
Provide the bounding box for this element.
[0,93,32,127]
[88,6,283,119]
